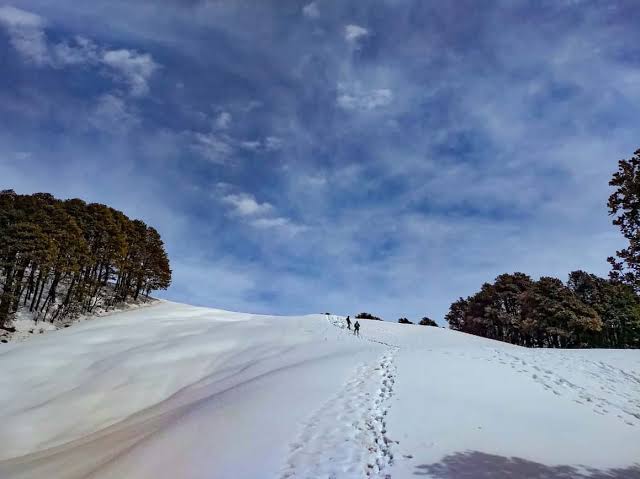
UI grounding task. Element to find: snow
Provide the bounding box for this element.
[1,293,157,343]
[0,301,639,478]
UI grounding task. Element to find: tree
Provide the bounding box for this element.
[444,272,621,348]
[445,273,533,342]
[489,273,534,343]
[356,312,382,321]
[445,297,468,331]
[398,317,413,324]
[0,192,172,330]
[608,149,640,290]
[419,317,438,326]
[521,277,602,348]
[567,270,640,348]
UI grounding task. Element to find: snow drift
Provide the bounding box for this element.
[0,301,638,478]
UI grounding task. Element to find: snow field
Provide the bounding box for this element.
[0,301,639,478]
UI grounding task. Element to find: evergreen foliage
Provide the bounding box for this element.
[446,272,640,348]
[398,317,413,324]
[356,312,383,321]
[567,271,640,348]
[608,149,640,289]
[419,317,438,326]
[0,190,171,329]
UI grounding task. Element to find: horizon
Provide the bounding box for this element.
[1,1,638,323]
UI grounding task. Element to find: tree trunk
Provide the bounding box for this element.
[0,255,17,329]
[10,259,30,313]
[55,274,77,321]
[32,270,48,315]
[22,265,37,306]
[40,270,62,322]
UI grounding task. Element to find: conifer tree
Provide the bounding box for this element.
[0,191,172,329]
[608,149,640,289]
[419,317,438,326]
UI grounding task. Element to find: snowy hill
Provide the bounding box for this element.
[1,295,157,343]
[0,301,638,479]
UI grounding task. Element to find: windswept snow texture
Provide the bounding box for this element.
[0,302,639,479]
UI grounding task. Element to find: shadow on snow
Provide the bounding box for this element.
[414,451,640,478]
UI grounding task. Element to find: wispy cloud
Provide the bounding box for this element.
[87,93,140,133]
[0,6,159,97]
[214,111,232,129]
[239,140,262,152]
[219,187,306,235]
[337,83,393,111]
[190,132,234,163]
[344,24,368,44]
[249,216,307,235]
[265,136,283,151]
[1,0,638,321]
[102,49,159,97]
[0,5,48,65]
[222,192,273,217]
[302,2,320,19]
[53,36,99,65]
[237,136,283,152]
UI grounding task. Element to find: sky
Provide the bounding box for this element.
[1,0,639,323]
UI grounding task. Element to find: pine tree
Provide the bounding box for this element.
[445,273,615,348]
[568,270,640,348]
[0,192,172,329]
[445,298,468,331]
[521,277,602,348]
[608,149,640,289]
[419,317,437,326]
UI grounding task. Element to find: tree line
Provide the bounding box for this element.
[398,317,438,326]
[356,312,439,326]
[446,149,640,348]
[445,271,640,348]
[0,190,171,329]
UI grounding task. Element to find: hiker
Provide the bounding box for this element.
[346,315,351,330]
[354,320,360,336]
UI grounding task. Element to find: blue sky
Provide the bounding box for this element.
[1,1,639,322]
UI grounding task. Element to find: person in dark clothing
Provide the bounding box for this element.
[354,321,360,336]
[346,316,351,330]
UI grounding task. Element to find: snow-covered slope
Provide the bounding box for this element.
[0,301,638,479]
[1,294,157,343]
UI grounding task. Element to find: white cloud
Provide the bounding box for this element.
[302,2,320,19]
[214,111,232,129]
[191,132,234,163]
[0,6,48,65]
[301,173,327,188]
[250,216,307,235]
[102,49,159,97]
[222,193,273,217]
[219,188,305,235]
[265,136,284,151]
[53,36,99,66]
[239,137,283,152]
[189,128,280,163]
[250,217,288,228]
[88,94,139,133]
[344,24,369,44]
[0,5,42,27]
[337,84,393,111]
[239,140,262,151]
[241,100,263,112]
[0,6,159,97]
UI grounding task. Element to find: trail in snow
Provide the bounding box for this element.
[280,317,398,479]
[490,348,640,426]
[3,304,640,479]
